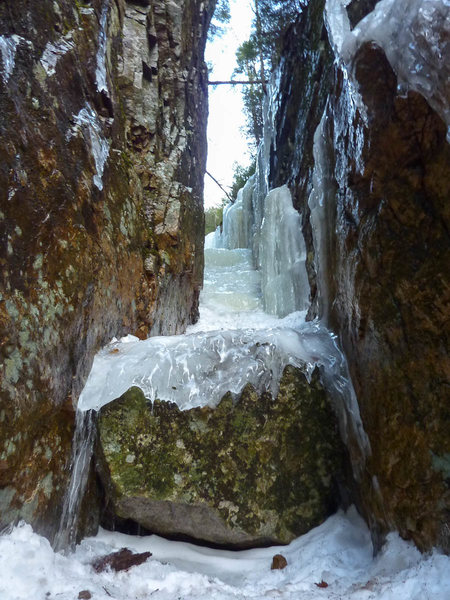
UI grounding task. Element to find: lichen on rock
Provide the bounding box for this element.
[97,366,346,548]
[0,0,215,542]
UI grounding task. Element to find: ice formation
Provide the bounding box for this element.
[0,35,22,83]
[220,177,254,250]
[54,411,96,552]
[326,0,450,136]
[40,36,75,77]
[308,113,330,321]
[259,186,310,316]
[78,324,310,412]
[71,104,110,190]
[79,326,369,477]
[95,1,109,93]
[201,247,263,314]
[212,182,310,317]
[82,320,332,408]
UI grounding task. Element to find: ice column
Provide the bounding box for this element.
[222,177,254,250]
[54,410,96,552]
[259,185,310,317]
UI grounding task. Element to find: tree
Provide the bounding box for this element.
[208,0,231,40]
[234,37,265,148]
[254,0,304,62]
[205,204,225,235]
[230,160,256,200]
[234,0,302,150]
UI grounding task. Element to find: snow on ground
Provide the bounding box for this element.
[1,507,449,600]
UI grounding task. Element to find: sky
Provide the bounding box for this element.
[204,0,254,208]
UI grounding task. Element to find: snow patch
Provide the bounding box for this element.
[1,508,449,600]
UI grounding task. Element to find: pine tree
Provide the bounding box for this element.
[235,0,302,149]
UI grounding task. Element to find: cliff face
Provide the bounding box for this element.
[325,42,450,553]
[0,0,214,540]
[269,0,449,552]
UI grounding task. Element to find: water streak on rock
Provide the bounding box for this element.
[54,410,96,552]
[96,0,110,93]
[70,104,110,190]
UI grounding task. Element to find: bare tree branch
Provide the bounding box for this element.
[205,171,233,203]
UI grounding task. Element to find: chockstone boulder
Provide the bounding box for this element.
[96,365,347,548]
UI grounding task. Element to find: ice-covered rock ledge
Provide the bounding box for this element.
[78,320,369,473]
[78,319,344,412]
[79,317,369,548]
[326,0,450,137]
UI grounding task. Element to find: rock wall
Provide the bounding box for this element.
[0,0,215,540]
[268,0,449,552]
[326,41,450,553]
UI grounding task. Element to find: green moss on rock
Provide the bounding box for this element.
[97,366,346,547]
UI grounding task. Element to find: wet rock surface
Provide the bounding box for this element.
[97,367,346,548]
[0,0,214,540]
[327,41,450,552]
[267,0,333,323]
[269,1,449,552]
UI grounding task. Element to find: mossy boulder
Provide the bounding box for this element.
[97,366,346,548]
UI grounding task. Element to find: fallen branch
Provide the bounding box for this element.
[208,80,268,86]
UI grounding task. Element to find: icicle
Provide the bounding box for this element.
[96,1,110,94]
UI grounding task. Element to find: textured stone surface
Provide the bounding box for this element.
[97,367,346,548]
[0,0,214,541]
[267,0,334,320]
[325,42,450,552]
[269,1,449,552]
[346,0,380,28]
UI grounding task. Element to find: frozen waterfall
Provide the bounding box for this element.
[210,180,310,318]
[58,183,370,552]
[77,175,369,477]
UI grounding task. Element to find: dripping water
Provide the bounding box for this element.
[54,409,96,552]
